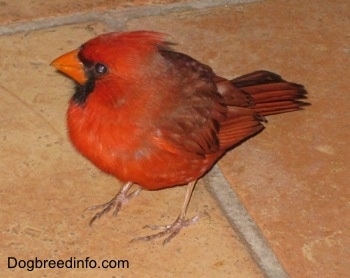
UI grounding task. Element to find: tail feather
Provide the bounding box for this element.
[231,70,308,116]
[216,70,308,150]
[231,70,282,86]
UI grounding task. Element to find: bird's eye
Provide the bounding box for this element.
[94,63,108,75]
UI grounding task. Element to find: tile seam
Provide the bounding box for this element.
[0,0,260,35]
[203,165,289,278]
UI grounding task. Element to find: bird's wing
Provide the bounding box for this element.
[152,49,263,157]
[213,74,266,150]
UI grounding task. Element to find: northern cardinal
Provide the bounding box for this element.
[51,31,307,244]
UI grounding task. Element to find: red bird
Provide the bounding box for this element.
[51,31,307,244]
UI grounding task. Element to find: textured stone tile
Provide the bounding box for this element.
[0,0,191,24]
[127,0,350,277]
[0,23,263,277]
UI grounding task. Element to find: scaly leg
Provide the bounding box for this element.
[132,180,201,245]
[86,182,141,226]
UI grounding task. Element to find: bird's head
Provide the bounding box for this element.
[51,31,169,105]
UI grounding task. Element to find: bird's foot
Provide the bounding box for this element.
[86,182,140,226]
[132,213,208,245]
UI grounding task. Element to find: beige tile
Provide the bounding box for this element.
[0,0,190,25]
[2,0,349,276]
[0,23,263,277]
[127,0,350,277]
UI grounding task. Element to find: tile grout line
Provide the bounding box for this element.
[204,165,289,278]
[0,0,261,35]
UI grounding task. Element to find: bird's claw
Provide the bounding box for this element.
[131,213,207,245]
[86,199,122,226]
[85,184,140,226]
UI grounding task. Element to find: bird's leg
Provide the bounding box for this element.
[132,180,201,245]
[86,181,141,226]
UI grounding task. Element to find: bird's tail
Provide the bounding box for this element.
[231,70,308,116]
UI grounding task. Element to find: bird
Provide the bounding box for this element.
[51,30,307,245]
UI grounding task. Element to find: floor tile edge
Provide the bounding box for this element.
[203,165,289,278]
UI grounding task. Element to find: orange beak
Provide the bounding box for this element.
[50,49,87,84]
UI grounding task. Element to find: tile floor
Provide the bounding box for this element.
[0,0,349,277]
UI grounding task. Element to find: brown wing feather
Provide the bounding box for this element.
[218,107,265,150]
[153,49,227,156]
